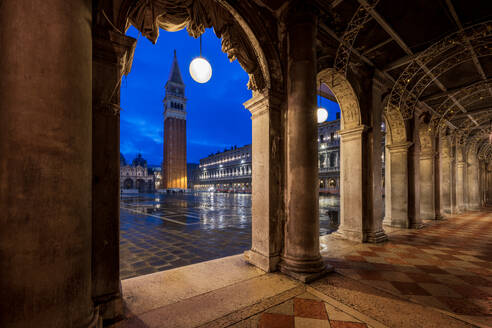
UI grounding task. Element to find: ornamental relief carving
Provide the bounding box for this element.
[385,106,406,144]
[127,0,266,91]
[319,69,361,130]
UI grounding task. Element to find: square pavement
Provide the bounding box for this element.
[324,209,492,322]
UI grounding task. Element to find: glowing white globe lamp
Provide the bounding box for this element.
[189,57,212,83]
[317,107,328,123]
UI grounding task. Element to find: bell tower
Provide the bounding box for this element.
[162,50,187,189]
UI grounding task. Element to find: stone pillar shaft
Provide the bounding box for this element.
[420,153,435,219]
[440,150,452,215]
[244,92,283,272]
[0,0,97,327]
[456,161,465,211]
[280,6,327,282]
[92,29,135,324]
[384,142,411,228]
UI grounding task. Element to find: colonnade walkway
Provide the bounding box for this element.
[117,210,491,328]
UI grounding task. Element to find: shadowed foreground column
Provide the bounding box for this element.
[280,4,329,282]
[0,0,98,327]
[92,29,135,324]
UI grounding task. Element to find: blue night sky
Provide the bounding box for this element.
[120,26,340,165]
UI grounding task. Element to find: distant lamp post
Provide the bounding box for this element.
[189,35,212,83]
[317,80,328,123]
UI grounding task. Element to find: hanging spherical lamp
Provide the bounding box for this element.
[317,80,328,123]
[189,35,212,84]
[317,107,328,123]
[189,57,212,83]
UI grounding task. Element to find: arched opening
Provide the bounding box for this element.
[317,68,385,242]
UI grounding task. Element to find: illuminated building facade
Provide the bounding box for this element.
[193,145,252,192]
[192,119,342,193]
[162,50,187,190]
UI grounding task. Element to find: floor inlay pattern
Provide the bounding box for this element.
[325,210,492,322]
[230,292,373,328]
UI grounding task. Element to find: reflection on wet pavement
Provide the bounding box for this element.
[120,192,340,279]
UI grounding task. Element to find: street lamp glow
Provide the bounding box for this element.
[189,57,212,83]
[317,107,328,123]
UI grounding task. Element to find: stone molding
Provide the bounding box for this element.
[420,152,434,160]
[243,89,283,117]
[386,141,412,153]
[93,29,136,75]
[338,125,366,142]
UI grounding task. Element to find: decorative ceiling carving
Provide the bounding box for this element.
[126,0,267,91]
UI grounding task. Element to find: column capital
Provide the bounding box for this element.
[420,152,434,160]
[387,141,412,153]
[338,125,367,140]
[243,89,284,117]
[93,28,137,75]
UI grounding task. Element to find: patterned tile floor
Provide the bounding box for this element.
[120,192,339,279]
[230,291,374,328]
[325,209,492,324]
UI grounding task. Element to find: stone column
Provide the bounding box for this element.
[439,138,452,215]
[449,146,458,214]
[92,29,135,324]
[455,144,465,212]
[466,150,480,210]
[338,126,366,240]
[244,91,284,272]
[280,4,328,282]
[419,152,435,220]
[434,138,443,219]
[0,1,98,327]
[408,117,422,228]
[383,142,412,228]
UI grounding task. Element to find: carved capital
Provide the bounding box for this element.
[243,89,283,117]
[93,29,136,75]
[387,142,412,153]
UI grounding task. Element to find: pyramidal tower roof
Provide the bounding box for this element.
[167,49,184,85]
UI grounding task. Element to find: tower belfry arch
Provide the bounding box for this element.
[162,50,187,190]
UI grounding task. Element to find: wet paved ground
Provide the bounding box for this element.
[120,192,339,279]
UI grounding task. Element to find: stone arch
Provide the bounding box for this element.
[115,0,285,94]
[107,0,286,274]
[316,68,386,242]
[317,68,361,130]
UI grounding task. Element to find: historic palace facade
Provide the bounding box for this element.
[162,51,187,190]
[120,153,155,193]
[193,119,341,193]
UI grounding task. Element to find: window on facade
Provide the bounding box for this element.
[330,132,334,141]
[330,153,336,167]
[320,135,324,142]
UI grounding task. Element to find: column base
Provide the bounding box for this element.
[382,218,408,229]
[279,256,332,283]
[409,222,424,229]
[333,227,363,242]
[80,307,102,328]
[93,292,123,325]
[244,249,280,272]
[434,214,444,220]
[365,230,388,243]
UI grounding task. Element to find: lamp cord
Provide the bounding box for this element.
[200,35,202,57]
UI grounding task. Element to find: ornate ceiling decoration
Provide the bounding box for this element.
[127,0,267,91]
